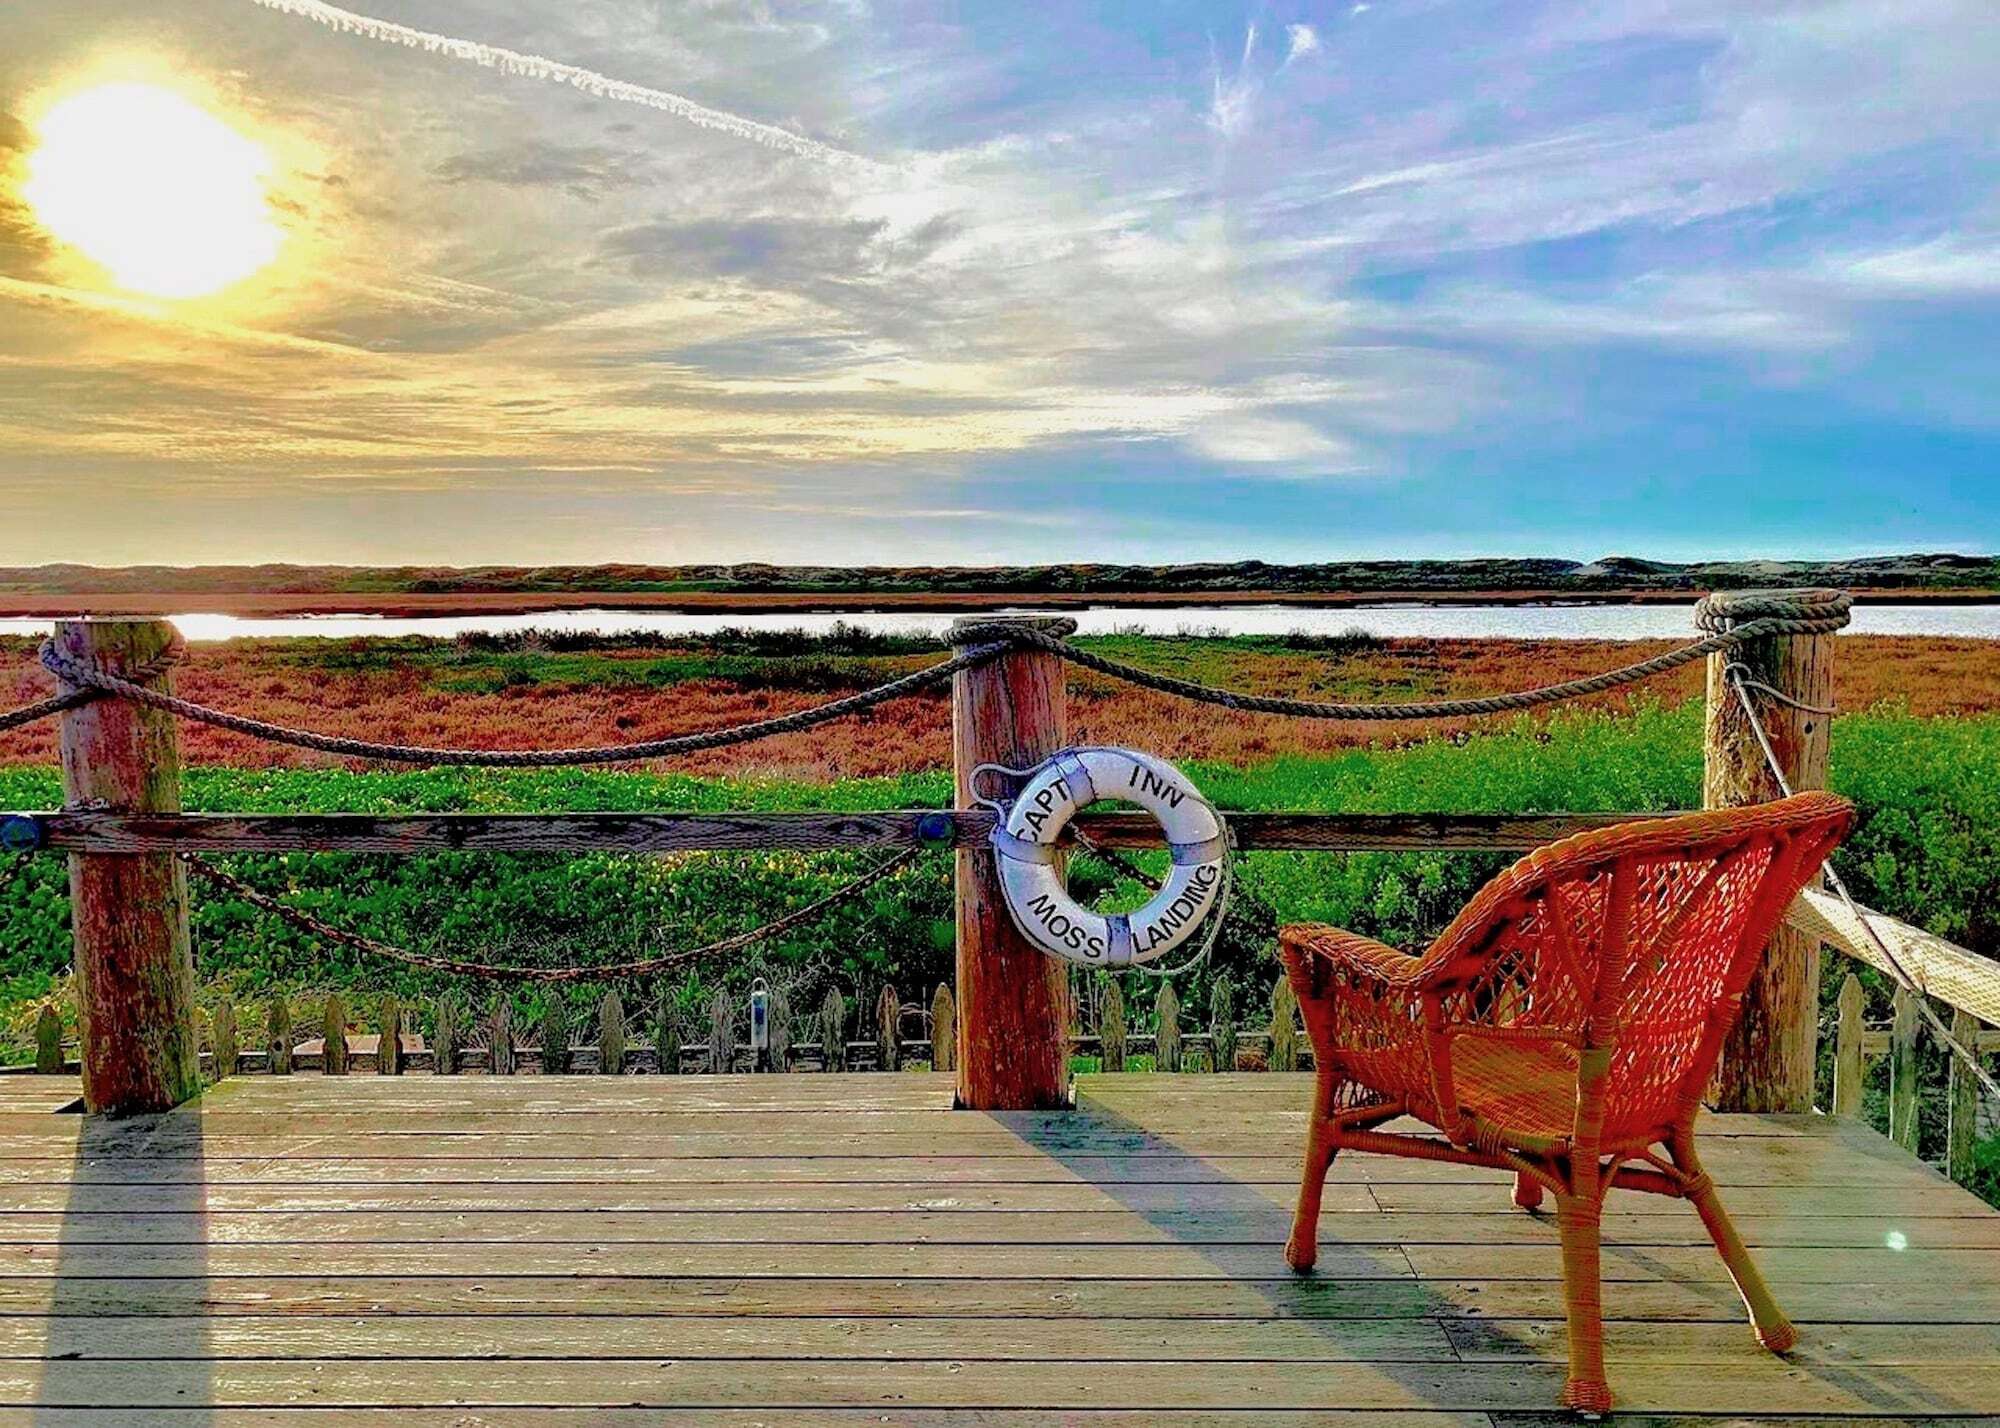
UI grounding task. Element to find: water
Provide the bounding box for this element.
[2,601,1997,642]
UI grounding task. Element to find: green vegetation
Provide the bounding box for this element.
[2,697,1995,1185]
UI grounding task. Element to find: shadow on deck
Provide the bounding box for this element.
[0,1071,1995,1424]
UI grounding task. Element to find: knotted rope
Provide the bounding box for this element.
[16,591,1853,763]
[950,589,1852,722]
[187,846,920,982]
[0,635,186,735]
[33,636,1011,766]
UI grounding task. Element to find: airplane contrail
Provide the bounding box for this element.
[243,0,873,168]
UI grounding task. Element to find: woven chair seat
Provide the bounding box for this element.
[1277,792,1854,1416]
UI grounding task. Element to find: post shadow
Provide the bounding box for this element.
[32,1095,214,1424]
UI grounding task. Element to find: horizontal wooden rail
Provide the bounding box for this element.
[7,808,1667,856]
[1788,887,2000,1026]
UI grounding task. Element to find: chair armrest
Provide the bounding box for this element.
[1281,923,1428,988]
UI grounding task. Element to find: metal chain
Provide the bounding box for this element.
[185,847,922,982]
[1724,667,2000,1104]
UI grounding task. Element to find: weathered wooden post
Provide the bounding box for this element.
[1832,972,1865,1117]
[1155,982,1182,1072]
[1209,977,1237,1074]
[267,997,293,1076]
[53,617,200,1114]
[1889,986,1920,1151]
[876,984,900,1072]
[1099,981,1126,1073]
[34,1004,64,1074]
[1702,590,1841,1113]
[817,988,844,1072]
[929,984,956,1073]
[950,616,1072,1110]
[323,995,349,1075]
[598,990,626,1075]
[208,997,237,1082]
[377,994,404,1075]
[1947,1007,1980,1184]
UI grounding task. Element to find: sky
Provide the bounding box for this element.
[0,0,1995,567]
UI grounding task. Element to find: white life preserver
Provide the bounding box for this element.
[990,747,1228,968]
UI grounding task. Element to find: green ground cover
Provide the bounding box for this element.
[2,698,1995,1194]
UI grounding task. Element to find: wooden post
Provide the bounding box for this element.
[540,998,571,1075]
[53,618,200,1114]
[323,995,349,1076]
[707,989,733,1074]
[655,992,682,1075]
[208,997,237,1082]
[1947,1007,1981,1184]
[377,995,403,1075]
[818,989,844,1072]
[930,984,956,1073]
[34,1004,64,1074]
[950,616,1071,1110]
[267,997,293,1076]
[1155,983,1182,1073]
[1889,986,1919,1152]
[1269,978,1300,1072]
[1703,591,1838,1113]
[876,984,900,1072]
[1210,977,1237,1074]
[488,997,515,1076]
[598,990,626,1075]
[433,998,463,1075]
[1100,982,1126,1072]
[1832,972,1865,1117]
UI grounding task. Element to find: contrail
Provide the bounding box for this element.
[243,0,872,168]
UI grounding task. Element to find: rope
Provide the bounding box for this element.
[40,638,1010,767]
[1723,665,2000,1104]
[950,589,1853,722]
[185,847,921,982]
[0,637,186,734]
[25,592,1853,762]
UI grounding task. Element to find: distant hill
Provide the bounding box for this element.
[0,554,1994,598]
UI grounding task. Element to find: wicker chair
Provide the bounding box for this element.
[1278,792,1854,1416]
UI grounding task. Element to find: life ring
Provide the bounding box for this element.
[989,747,1228,967]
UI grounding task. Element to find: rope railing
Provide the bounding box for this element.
[10,590,1854,763]
[1724,663,2000,1105]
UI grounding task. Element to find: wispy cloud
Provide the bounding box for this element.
[240,0,878,168]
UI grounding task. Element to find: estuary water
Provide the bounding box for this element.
[4,602,1999,642]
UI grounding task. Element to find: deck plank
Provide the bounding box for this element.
[0,1071,1993,1420]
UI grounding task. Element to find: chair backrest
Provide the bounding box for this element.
[1424,792,1853,1142]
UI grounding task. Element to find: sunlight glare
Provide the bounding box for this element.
[22,83,283,299]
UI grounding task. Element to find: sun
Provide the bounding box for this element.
[22,83,283,299]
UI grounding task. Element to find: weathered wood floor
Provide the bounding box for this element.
[0,1071,1996,1425]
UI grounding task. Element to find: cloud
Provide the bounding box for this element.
[239,0,878,168]
[1283,24,1321,66]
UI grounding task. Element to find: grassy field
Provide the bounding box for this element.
[2,631,1997,1194]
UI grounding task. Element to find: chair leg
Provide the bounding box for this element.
[1512,1170,1545,1210]
[1555,1191,1613,1416]
[1674,1140,1796,1352]
[1285,1066,1343,1273]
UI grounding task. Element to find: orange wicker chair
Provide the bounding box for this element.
[1278,792,1854,1416]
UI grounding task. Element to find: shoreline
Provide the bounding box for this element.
[2,585,1996,620]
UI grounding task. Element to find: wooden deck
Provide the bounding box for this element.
[1,1072,1997,1425]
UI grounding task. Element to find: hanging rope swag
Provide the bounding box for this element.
[2,588,1896,997]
